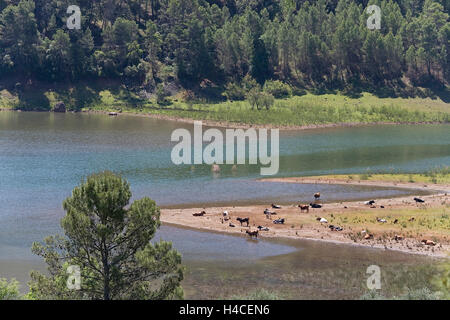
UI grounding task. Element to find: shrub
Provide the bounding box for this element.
[247,87,260,109]
[180,90,196,102]
[224,75,260,101]
[259,92,275,110]
[223,82,247,101]
[155,83,170,105]
[292,87,307,96]
[263,80,292,99]
[0,278,20,300]
[241,74,259,92]
[360,173,369,180]
[246,89,274,110]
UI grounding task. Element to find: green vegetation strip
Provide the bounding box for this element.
[2,88,448,127]
[311,168,450,185]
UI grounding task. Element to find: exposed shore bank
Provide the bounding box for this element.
[1,107,448,131]
[2,89,449,129]
[161,178,450,258]
[82,109,450,131]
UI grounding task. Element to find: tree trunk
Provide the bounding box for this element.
[102,243,111,300]
[104,276,110,300]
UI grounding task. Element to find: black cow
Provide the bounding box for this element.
[236,217,250,227]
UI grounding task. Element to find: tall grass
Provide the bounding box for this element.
[2,87,449,126]
[425,166,450,177]
[158,97,449,127]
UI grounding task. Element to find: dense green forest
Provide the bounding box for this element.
[0,0,448,102]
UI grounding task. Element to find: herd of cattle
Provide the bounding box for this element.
[190,192,329,239]
[191,193,435,244]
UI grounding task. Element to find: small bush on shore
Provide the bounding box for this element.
[223,75,260,101]
[247,89,275,110]
[156,83,170,105]
[223,82,247,101]
[263,80,292,99]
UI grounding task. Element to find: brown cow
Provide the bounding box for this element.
[421,239,436,246]
[246,229,259,239]
[314,192,321,199]
[298,204,309,213]
[237,217,250,226]
[193,211,206,217]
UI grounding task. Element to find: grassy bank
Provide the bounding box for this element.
[304,168,450,185]
[256,171,450,252]
[308,173,450,243]
[279,205,450,246]
[330,207,450,244]
[1,84,449,127]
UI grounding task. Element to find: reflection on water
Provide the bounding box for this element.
[157,226,441,299]
[0,225,442,299]
[155,226,297,261]
[182,235,442,299]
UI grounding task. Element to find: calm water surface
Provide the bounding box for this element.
[0,112,449,298]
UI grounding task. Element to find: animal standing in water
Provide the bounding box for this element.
[246,229,259,239]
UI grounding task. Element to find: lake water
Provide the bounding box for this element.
[0,111,449,298]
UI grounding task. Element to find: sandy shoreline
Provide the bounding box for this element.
[1,108,448,131]
[161,178,450,258]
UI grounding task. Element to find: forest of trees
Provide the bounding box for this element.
[0,0,448,99]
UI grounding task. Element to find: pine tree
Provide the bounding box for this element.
[29,171,184,300]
